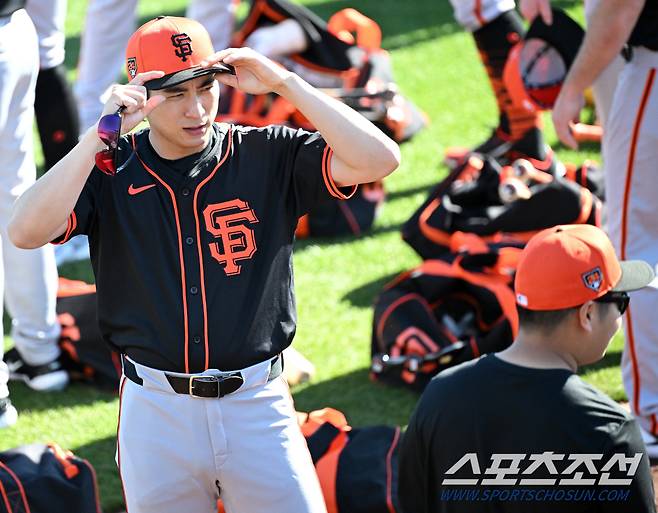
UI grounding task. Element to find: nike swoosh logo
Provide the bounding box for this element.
[128,183,156,196]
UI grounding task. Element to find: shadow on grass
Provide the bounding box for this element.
[8,382,115,414]
[291,367,418,427]
[341,270,400,307]
[579,348,622,375]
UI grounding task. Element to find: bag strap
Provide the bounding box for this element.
[0,461,30,513]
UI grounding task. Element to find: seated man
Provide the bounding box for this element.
[399,224,656,513]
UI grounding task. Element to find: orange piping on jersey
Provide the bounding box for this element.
[474,0,486,26]
[116,376,129,513]
[620,69,655,420]
[322,146,357,200]
[0,461,31,513]
[135,152,191,373]
[193,127,234,370]
[52,211,78,245]
[385,427,401,513]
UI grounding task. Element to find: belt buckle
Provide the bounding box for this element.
[188,375,219,398]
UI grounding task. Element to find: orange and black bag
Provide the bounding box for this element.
[0,443,101,513]
[217,408,401,513]
[371,246,520,391]
[295,181,385,238]
[56,278,121,389]
[402,155,603,260]
[224,0,427,143]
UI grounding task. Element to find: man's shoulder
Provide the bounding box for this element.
[562,374,633,425]
[423,356,490,397]
[229,123,318,142]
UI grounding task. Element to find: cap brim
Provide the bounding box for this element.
[613,260,656,292]
[145,64,235,90]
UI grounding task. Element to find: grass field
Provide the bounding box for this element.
[0,1,623,511]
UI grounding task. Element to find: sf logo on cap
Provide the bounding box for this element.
[171,33,193,62]
[582,267,603,292]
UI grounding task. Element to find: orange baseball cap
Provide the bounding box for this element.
[515,225,654,310]
[125,16,234,90]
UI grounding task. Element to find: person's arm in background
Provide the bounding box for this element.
[8,71,165,249]
[552,0,645,149]
[203,47,401,186]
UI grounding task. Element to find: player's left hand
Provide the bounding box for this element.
[552,86,584,150]
[200,47,293,96]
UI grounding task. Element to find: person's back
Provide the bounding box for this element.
[399,225,657,513]
[401,353,654,512]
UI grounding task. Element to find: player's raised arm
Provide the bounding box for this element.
[203,47,401,186]
[8,71,166,249]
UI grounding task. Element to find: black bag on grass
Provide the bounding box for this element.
[402,155,603,260]
[296,181,385,238]
[371,248,520,391]
[56,278,120,390]
[0,443,101,513]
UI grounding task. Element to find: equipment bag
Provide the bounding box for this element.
[296,181,385,238]
[56,278,121,389]
[222,0,427,143]
[0,443,101,513]
[216,408,401,513]
[371,247,520,391]
[402,155,603,260]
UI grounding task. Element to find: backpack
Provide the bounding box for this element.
[371,247,520,391]
[402,155,603,260]
[0,443,101,513]
[56,278,121,390]
[296,181,385,238]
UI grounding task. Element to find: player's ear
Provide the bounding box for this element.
[578,301,595,333]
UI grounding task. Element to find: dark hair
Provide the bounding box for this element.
[517,305,577,333]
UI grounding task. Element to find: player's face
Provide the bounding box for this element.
[148,74,220,158]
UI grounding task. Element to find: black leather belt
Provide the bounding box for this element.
[121,355,283,398]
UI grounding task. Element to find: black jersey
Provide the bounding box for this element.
[398,354,656,513]
[53,123,355,373]
[629,0,658,51]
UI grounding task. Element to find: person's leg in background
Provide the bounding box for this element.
[187,0,238,54]
[602,48,658,458]
[74,0,138,134]
[26,0,79,171]
[448,0,554,166]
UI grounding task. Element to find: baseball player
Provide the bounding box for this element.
[0,0,68,429]
[75,0,237,133]
[8,15,400,513]
[552,0,658,459]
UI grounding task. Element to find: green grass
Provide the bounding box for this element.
[3,1,621,511]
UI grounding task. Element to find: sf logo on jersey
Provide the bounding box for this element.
[203,199,259,276]
[171,33,193,62]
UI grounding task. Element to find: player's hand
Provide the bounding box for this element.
[552,85,584,150]
[100,71,167,135]
[200,47,293,96]
[519,0,553,24]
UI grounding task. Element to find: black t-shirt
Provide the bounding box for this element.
[629,0,658,51]
[399,354,656,513]
[53,123,355,373]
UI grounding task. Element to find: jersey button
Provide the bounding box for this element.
[193,335,201,344]
[186,237,194,245]
[190,286,198,295]
[182,188,191,196]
